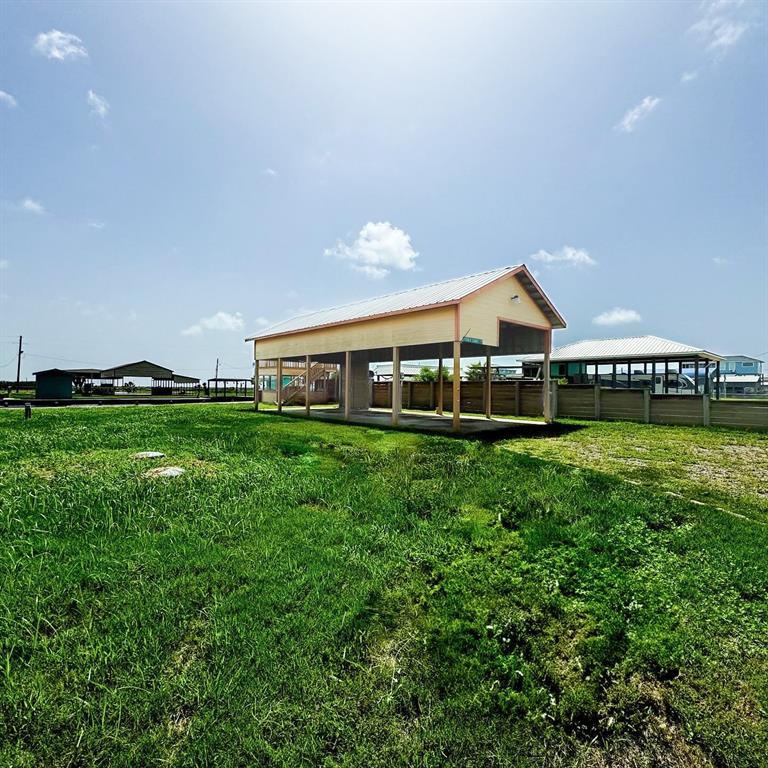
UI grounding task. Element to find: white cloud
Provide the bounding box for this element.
[253,316,270,327]
[616,96,661,133]
[593,307,642,326]
[712,256,731,266]
[262,168,277,177]
[681,70,699,83]
[87,220,106,229]
[689,1,753,55]
[325,221,419,279]
[0,90,17,108]
[33,30,88,61]
[530,245,597,268]
[73,300,109,318]
[182,311,245,336]
[21,198,44,214]
[0,259,8,270]
[87,90,109,118]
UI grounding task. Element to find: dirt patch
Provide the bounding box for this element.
[27,466,55,481]
[144,466,185,478]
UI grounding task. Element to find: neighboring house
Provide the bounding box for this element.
[370,362,437,381]
[719,374,764,397]
[721,355,764,375]
[255,360,337,393]
[682,355,765,397]
[519,335,723,394]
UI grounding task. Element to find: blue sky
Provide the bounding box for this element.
[1,1,766,380]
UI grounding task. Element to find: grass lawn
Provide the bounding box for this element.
[1,404,766,767]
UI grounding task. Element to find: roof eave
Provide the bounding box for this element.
[245,298,462,342]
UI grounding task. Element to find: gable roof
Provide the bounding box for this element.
[246,265,564,341]
[33,368,76,377]
[99,360,174,379]
[520,335,723,363]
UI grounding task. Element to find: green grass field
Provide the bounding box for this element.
[1,405,766,767]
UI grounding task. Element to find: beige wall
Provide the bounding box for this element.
[350,352,371,409]
[255,305,456,359]
[459,274,549,348]
[253,273,552,362]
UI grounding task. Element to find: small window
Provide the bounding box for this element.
[743,361,754,368]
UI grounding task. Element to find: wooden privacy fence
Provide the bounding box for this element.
[372,380,547,418]
[371,381,768,430]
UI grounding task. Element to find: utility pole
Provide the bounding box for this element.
[15,335,23,391]
[215,357,219,379]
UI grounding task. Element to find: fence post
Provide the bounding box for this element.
[551,380,558,420]
[702,393,710,426]
[594,384,601,421]
[643,388,650,424]
[429,381,435,410]
[515,381,521,416]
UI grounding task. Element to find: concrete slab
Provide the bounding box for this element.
[272,406,561,441]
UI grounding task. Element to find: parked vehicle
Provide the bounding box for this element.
[598,372,698,394]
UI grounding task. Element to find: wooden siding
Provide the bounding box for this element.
[372,381,545,417]
[649,395,703,426]
[556,385,594,419]
[710,399,768,429]
[600,390,645,422]
[459,274,549,348]
[254,305,455,359]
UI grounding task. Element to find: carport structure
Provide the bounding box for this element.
[246,266,565,432]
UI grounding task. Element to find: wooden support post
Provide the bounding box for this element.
[429,380,435,410]
[702,393,711,426]
[436,357,444,415]
[543,331,552,423]
[715,361,721,400]
[551,380,559,420]
[452,340,461,432]
[276,358,283,413]
[594,383,601,420]
[515,380,521,416]
[344,351,351,420]
[643,387,650,423]
[305,355,311,416]
[485,354,492,419]
[254,354,259,411]
[392,347,401,426]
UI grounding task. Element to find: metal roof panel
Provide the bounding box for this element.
[247,266,518,340]
[520,335,723,362]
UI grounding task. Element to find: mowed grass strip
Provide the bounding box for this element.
[0,405,766,767]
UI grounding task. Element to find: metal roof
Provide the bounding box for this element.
[371,362,438,376]
[32,368,76,377]
[99,360,174,379]
[246,265,565,340]
[721,374,762,384]
[520,335,723,363]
